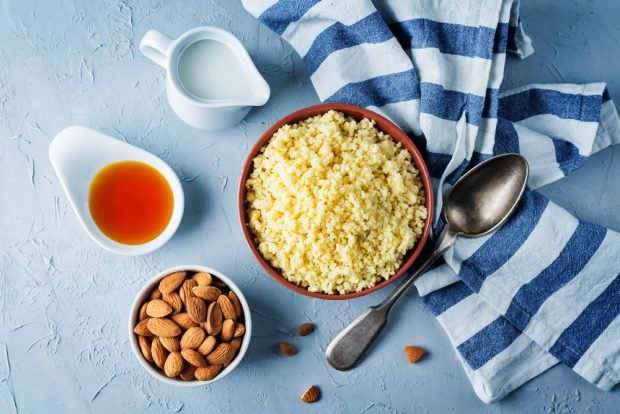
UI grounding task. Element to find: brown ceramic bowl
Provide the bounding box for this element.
[238,103,434,300]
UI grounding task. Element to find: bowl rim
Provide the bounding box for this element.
[128,265,252,386]
[237,103,434,300]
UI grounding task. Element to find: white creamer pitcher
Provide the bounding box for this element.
[140,27,270,130]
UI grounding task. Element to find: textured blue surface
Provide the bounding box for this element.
[0,0,619,413]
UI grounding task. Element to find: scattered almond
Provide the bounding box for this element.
[205,302,223,335]
[164,352,184,377]
[220,319,235,342]
[206,343,235,365]
[159,271,186,294]
[147,318,181,337]
[192,272,212,287]
[133,319,152,336]
[146,299,173,318]
[404,345,426,364]
[227,291,243,319]
[217,295,237,321]
[301,385,320,403]
[149,287,162,300]
[186,297,207,323]
[195,364,222,381]
[162,292,183,314]
[159,336,181,353]
[138,336,153,362]
[151,337,168,369]
[192,286,221,302]
[297,322,315,336]
[170,312,198,330]
[180,279,198,304]
[197,336,217,356]
[179,364,197,381]
[181,327,207,350]
[278,342,297,357]
[181,348,208,367]
[139,302,149,321]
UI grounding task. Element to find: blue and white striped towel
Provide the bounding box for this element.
[242,0,620,402]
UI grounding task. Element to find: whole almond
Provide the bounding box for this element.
[146,299,173,318]
[147,318,181,337]
[230,338,242,353]
[133,319,152,336]
[162,292,183,314]
[404,345,426,364]
[159,336,181,352]
[170,313,198,330]
[206,343,235,365]
[228,291,243,319]
[297,322,315,337]
[205,302,223,335]
[211,278,227,289]
[149,287,162,300]
[164,351,184,377]
[278,342,297,357]
[187,297,207,323]
[233,322,245,338]
[197,336,217,356]
[159,271,187,294]
[181,327,207,350]
[181,348,208,367]
[192,286,221,302]
[192,272,212,287]
[151,337,168,369]
[217,295,237,321]
[138,335,153,362]
[179,364,197,381]
[180,279,198,304]
[195,364,222,381]
[139,302,149,321]
[220,319,235,342]
[301,385,320,403]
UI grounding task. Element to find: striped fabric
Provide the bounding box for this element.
[242,0,620,402]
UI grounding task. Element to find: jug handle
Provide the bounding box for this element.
[140,30,173,68]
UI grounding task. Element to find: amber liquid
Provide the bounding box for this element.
[89,161,174,245]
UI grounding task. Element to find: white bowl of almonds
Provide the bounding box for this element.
[129,265,251,386]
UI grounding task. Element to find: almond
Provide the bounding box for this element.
[206,343,235,365]
[211,278,227,289]
[159,271,187,294]
[133,319,152,336]
[220,319,235,342]
[195,364,222,381]
[186,297,207,323]
[139,302,149,321]
[404,345,426,364]
[228,291,243,319]
[192,272,212,287]
[147,318,181,337]
[278,342,297,357]
[138,335,153,362]
[162,292,183,314]
[197,336,217,356]
[151,337,168,369]
[301,385,320,403]
[180,279,197,304]
[164,351,184,377]
[159,336,180,352]
[170,312,198,330]
[230,338,242,353]
[181,327,206,350]
[233,322,245,338]
[217,295,237,322]
[146,299,173,318]
[298,322,315,336]
[205,302,223,335]
[181,348,208,367]
[179,364,197,381]
[149,287,162,300]
[192,286,221,302]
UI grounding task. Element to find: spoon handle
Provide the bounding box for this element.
[325,227,456,371]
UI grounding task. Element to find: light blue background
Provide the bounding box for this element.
[1,0,618,413]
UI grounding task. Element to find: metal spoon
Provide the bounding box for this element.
[326,153,529,371]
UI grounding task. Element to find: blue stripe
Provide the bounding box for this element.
[493,23,509,54]
[390,19,498,59]
[499,89,602,122]
[303,13,393,75]
[457,317,522,370]
[549,273,620,368]
[504,222,607,331]
[326,69,420,108]
[423,281,473,316]
[482,88,499,119]
[258,0,320,35]
[409,134,452,179]
[445,152,493,186]
[459,190,549,292]
[552,138,588,176]
[420,82,485,126]
[506,25,518,52]
[493,118,520,154]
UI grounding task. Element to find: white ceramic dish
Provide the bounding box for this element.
[49,126,184,255]
[128,265,252,386]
